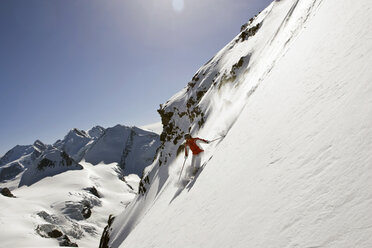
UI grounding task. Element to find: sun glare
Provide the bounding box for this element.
[172,0,184,12]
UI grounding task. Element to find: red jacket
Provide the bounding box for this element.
[185,138,208,156]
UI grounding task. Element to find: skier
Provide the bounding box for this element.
[184,134,210,177]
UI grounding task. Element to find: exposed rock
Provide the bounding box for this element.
[48,229,63,238]
[61,198,100,221]
[0,187,15,198]
[59,234,78,247]
[238,22,261,42]
[85,186,101,198]
[82,206,92,219]
[0,162,23,182]
[36,224,78,247]
[37,158,55,170]
[37,211,60,224]
[99,215,115,248]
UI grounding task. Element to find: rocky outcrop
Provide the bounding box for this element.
[36,224,78,247]
[0,187,15,198]
[99,215,115,248]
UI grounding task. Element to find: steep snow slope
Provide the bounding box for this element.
[105,0,372,247]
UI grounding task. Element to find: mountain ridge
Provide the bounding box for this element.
[0,124,160,188]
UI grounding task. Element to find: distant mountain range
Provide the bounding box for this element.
[0,125,160,188]
[0,124,160,247]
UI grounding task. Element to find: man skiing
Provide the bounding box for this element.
[184,134,210,177]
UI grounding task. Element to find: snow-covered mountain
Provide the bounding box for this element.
[101,0,372,247]
[0,140,47,187]
[19,147,83,187]
[0,124,160,247]
[85,125,159,176]
[0,127,103,189]
[53,126,105,161]
[0,125,159,188]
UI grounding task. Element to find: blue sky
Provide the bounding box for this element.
[0,0,272,155]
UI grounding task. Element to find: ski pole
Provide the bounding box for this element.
[178,157,187,181]
[209,135,225,143]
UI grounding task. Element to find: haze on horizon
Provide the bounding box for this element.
[0,0,272,156]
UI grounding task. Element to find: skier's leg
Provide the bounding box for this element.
[191,154,196,169]
[192,154,202,175]
[196,153,202,169]
[187,155,196,178]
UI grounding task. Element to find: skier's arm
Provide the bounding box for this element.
[196,138,210,143]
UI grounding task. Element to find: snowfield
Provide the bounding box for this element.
[104,0,372,247]
[0,161,139,247]
[0,125,159,247]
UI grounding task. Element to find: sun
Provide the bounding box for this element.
[172,0,184,12]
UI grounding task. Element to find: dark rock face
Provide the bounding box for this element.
[37,211,60,225]
[60,151,73,166]
[85,186,101,198]
[37,151,74,171]
[37,158,55,170]
[47,229,63,238]
[238,22,262,42]
[99,215,115,248]
[59,234,78,247]
[1,187,15,198]
[82,206,92,219]
[0,162,23,182]
[36,224,78,247]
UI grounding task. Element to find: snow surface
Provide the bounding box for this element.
[106,0,372,247]
[0,124,159,247]
[0,161,139,247]
[19,146,83,187]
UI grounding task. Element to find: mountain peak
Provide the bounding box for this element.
[87,125,105,139]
